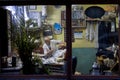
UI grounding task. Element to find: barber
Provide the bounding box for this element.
[42,37,62,58]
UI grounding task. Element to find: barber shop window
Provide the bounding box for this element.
[72,4,119,76]
[0,5,67,75]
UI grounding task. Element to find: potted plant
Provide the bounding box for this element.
[11,17,49,74]
[15,18,37,74]
[32,55,50,74]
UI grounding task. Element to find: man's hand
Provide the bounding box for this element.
[49,49,54,54]
[47,49,54,57]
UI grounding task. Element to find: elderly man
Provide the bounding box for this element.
[42,37,63,58]
[42,37,66,64]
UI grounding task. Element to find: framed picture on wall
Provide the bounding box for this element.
[72,10,84,19]
[74,31,83,39]
[29,6,37,10]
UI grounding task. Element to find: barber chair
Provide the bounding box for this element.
[72,56,77,74]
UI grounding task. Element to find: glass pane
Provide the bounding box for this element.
[0,5,67,75]
[72,4,119,76]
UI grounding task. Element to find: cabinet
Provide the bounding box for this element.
[61,10,86,28]
[0,8,12,70]
[61,9,86,42]
[0,8,11,57]
[72,10,86,41]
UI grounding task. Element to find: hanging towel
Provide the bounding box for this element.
[85,22,95,41]
[85,22,90,40]
[94,21,99,48]
[89,22,95,41]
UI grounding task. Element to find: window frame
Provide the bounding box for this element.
[0,2,120,80]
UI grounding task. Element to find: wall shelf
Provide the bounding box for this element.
[86,19,112,22]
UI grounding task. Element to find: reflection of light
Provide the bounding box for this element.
[42,5,47,17]
[34,39,39,43]
[5,6,16,15]
[42,5,47,22]
[24,6,29,21]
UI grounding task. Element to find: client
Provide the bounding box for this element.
[41,43,66,64]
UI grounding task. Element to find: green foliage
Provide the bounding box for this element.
[11,17,50,74]
[15,19,36,56]
[31,55,50,75]
[10,17,39,62]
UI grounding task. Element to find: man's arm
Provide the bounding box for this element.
[43,46,54,57]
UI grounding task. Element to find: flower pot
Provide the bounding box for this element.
[22,59,34,74]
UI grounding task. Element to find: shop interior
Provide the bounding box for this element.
[72,4,119,75]
[0,5,67,75]
[0,4,119,76]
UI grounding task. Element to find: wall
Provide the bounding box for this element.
[47,5,65,41]
[29,5,66,44]
[72,4,118,75]
[72,28,95,48]
[29,5,118,75]
[29,5,118,47]
[72,4,118,48]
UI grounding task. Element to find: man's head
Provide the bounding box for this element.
[44,37,50,45]
[58,42,66,49]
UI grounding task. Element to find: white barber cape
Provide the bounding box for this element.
[42,49,66,64]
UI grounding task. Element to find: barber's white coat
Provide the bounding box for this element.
[42,39,62,56]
